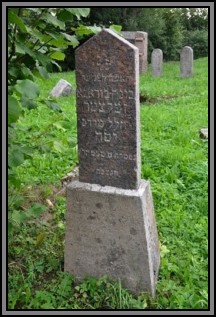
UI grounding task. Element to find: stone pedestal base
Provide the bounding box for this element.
[64,180,160,296]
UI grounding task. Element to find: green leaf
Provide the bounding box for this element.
[57,9,75,22]
[8,148,25,167]
[45,31,59,40]
[30,28,50,42]
[49,51,65,61]
[53,121,72,131]
[27,203,46,217]
[21,67,35,81]
[41,303,55,309]
[34,51,52,66]
[8,222,13,235]
[49,37,68,48]
[176,179,186,189]
[19,146,33,157]
[21,96,38,110]
[36,66,50,80]
[109,24,122,33]
[15,79,40,99]
[8,95,22,125]
[61,33,79,47]
[61,121,72,130]
[87,25,102,34]
[44,13,65,30]
[53,122,66,131]
[53,141,65,153]
[51,60,62,71]
[67,137,77,147]
[38,144,51,153]
[65,8,90,19]
[8,10,27,33]
[11,211,27,224]
[8,67,20,78]
[35,232,46,248]
[74,25,95,36]
[15,42,26,54]
[160,244,170,257]
[15,42,37,60]
[8,144,32,168]
[45,100,62,112]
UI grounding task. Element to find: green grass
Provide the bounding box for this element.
[8,57,208,310]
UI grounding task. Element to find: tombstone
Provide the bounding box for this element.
[50,79,73,97]
[121,31,148,74]
[180,46,193,77]
[64,29,160,297]
[151,49,163,76]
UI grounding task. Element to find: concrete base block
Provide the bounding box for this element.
[64,180,160,296]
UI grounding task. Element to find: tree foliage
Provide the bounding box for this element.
[85,7,208,62]
[8,9,122,234]
[179,8,208,59]
[8,8,94,185]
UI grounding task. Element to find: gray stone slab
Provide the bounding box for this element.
[180,46,193,78]
[151,49,163,76]
[64,180,160,296]
[121,31,148,74]
[50,79,73,97]
[121,31,136,42]
[75,29,140,190]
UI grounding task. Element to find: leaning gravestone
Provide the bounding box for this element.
[180,46,193,77]
[121,31,148,74]
[64,29,160,296]
[151,49,163,76]
[50,79,73,97]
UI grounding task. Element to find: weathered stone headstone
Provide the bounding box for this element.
[151,49,163,77]
[76,31,140,190]
[64,29,160,297]
[50,79,73,97]
[180,46,193,77]
[121,31,148,74]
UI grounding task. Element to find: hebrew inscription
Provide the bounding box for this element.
[75,29,140,189]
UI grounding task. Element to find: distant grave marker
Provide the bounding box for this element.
[50,79,73,97]
[180,46,193,77]
[121,31,148,74]
[151,49,163,76]
[199,128,208,139]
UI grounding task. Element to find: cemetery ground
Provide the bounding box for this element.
[8,57,208,310]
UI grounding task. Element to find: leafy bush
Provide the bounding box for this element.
[183,30,208,59]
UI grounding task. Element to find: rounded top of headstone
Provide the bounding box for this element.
[181,46,193,52]
[152,48,162,53]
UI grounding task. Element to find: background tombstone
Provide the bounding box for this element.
[121,31,148,74]
[50,79,73,97]
[199,128,208,139]
[180,46,193,77]
[64,29,160,296]
[151,49,163,76]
